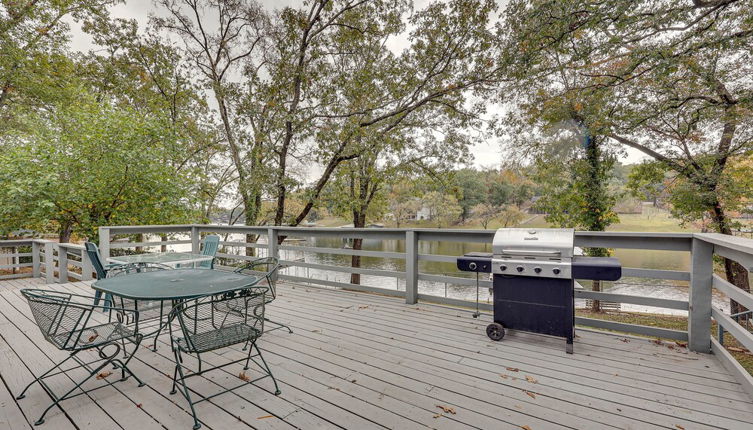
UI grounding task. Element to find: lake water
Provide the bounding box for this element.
[144,232,729,315]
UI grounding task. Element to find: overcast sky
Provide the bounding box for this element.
[67,0,647,169]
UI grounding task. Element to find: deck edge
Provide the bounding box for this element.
[712,337,753,401]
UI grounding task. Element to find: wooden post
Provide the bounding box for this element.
[191,226,201,254]
[31,241,41,278]
[57,245,68,283]
[689,237,713,353]
[44,241,54,284]
[98,227,110,261]
[268,228,279,260]
[405,230,418,304]
[81,246,93,281]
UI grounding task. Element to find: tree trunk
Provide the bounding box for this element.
[58,223,73,243]
[350,212,366,285]
[710,201,751,315]
[591,280,602,312]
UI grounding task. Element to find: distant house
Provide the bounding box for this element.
[415,206,431,220]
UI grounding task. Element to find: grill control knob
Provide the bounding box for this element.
[552,268,561,275]
[499,264,507,271]
[516,266,524,273]
[534,267,542,274]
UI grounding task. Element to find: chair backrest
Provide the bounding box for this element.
[107,262,172,278]
[234,257,279,300]
[21,289,92,350]
[170,287,266,353]
[198,235,220,268]
[84,242,108,279]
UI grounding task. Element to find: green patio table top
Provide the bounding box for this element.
[107,252,213,267]
[92,268,262,301]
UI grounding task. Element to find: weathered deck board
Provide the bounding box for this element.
[0,277,751,429]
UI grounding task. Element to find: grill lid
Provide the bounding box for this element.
[493,228,575,260]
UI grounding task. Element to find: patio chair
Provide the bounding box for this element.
[168,287,280,430]
[84,242,118,308]
[17,289,145,426]
[176,234,220,269]
[233,257,291,335]
[107,262,172,351]
[198,234,220,269]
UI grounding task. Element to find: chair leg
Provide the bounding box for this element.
[252,342,281,396]
[170,348,201,430]
[29,344,121,425]
[16,351,80,400]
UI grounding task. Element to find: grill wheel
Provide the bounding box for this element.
[486,322,505,341]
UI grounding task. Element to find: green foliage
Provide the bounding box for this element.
[0,96,196,239]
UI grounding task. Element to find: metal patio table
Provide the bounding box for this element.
[107,252,214,268]
[92,269,264,341]
[92,268,262,303]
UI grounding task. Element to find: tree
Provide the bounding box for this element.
[454,169,489,222]
[0,0,116,131]
[248,0,504,230]
[388,181,421,228]
[153,0,268,253]
[471,203,498,229]
[627,162,668,207]
[422,192,462,228]
[501,0,753,309]
[498,205,525,228]
[0,96,195,241]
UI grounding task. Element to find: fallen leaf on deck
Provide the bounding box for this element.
[433,414,442,419]
[311,329,320,333]
[257,415,274,420]
[675,425,685,430]
[358,305,369,310]
[525,376,538,384]
[96,371,112,380]
[521,426,533,430]
[436,405,456,414]
[136,403,142,408]
[506,367,520,372]
[87,331,99,343]
[651,338,663,345]
[675,341,687,348]
[500,374,508,379]
[620,338,630,343]
[523,390,536,399]
[239,372,250,382]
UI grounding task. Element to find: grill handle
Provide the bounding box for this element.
[500,249,562,256]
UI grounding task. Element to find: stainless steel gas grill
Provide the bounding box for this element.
[457,228,622,353]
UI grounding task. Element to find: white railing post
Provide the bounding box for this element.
[81,246,93,281]
[405,230,418,304]
[98,227,110,261]
[31,241,41,278]
[689,237,713,353]
[44,241,54,284]
[268,228,279,260]
[57,244,68,283]
[191,225,201,254]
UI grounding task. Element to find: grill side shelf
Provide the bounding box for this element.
[572,256,622,281]
[456,253,493,273]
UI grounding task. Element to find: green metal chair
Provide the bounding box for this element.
[17,289,145,426]
[167,286,280,430]
[234,257,292,334]
[197,234,220,269]
[107,262,173,350]
[84,242,119,308]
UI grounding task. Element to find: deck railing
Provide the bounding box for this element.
[2,225,753,390]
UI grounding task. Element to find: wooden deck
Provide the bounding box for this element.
[0,278,752,430]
